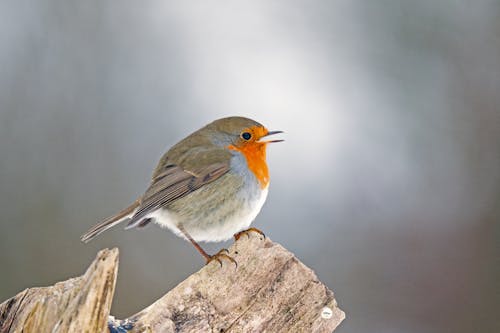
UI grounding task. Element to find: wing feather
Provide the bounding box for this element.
[125,161,229,229]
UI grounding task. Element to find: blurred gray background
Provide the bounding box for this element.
[1,1,499,332]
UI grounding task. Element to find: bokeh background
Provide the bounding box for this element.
[1,1,499,332]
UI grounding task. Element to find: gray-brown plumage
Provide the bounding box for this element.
[81,116,282,264]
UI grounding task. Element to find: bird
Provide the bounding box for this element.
[80,116,283,265]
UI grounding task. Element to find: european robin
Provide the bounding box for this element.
[81,116,283,265]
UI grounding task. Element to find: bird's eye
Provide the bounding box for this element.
[241,132,252,140]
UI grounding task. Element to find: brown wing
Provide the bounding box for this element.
[125,161,229,229]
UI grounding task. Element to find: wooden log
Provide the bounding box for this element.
[1,236,345,333]
[0,248,118,333]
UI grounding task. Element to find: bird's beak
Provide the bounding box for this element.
[259,130,284,143]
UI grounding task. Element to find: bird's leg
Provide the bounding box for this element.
[234,227,266,241]
[178,225,237,267]
[181,228,211,261]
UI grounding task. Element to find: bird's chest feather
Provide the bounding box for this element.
[155,152,269,242]
[186,152,268,242]
[228,143,269,189]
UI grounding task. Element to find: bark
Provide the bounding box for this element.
[1,236,345,333]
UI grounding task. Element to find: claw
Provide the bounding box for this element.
[234,227,266,241]
[206,249,237,268]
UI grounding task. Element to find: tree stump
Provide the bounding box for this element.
[1,236,345,333]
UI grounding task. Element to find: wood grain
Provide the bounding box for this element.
[1,237,344,333]
[0,248,118,333]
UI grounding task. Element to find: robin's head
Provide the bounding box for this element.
[206,116,283,149]
[204,116,282,188]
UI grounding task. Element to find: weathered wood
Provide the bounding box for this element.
[0,248,118,333]
[1,236,345,333]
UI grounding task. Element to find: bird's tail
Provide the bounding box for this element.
[80,199,140,243]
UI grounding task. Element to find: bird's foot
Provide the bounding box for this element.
[206,248,237,268]
[234,227,266,241]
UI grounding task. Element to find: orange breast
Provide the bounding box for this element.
[228,142,269,189]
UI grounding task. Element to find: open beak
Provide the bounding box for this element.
[259,130,284,143]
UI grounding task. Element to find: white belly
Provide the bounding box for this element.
[145,151,269,242]
[192,187,268,242]
[147,186,268,243]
